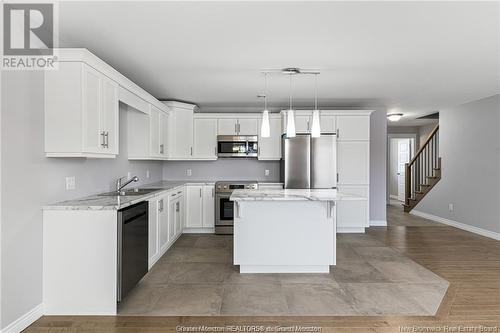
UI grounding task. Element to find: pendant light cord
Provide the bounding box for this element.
[264,73,267,110]
[289,74,293,110]
[314,74,318,110]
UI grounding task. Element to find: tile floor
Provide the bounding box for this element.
[118,231,449,316]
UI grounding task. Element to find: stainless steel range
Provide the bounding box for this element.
[215,181,258,234]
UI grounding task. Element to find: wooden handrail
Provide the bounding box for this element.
[408,124,439,166]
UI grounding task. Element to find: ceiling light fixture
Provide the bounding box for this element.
[259,73,270,138]
[387,113,403,122]
[311,73,321,138]
[286,74,296,138]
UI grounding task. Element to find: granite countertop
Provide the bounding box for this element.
[43,180,283,211]
[230,188,366,202]
[43,180,215,211]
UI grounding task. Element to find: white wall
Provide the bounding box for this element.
[416,94,500,234]
[0,71,163,330]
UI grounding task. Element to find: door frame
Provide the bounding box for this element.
[386,133,417,204]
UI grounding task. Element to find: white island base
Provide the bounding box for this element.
[233,200,336,273]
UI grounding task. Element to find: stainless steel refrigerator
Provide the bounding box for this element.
[280,133,337,189]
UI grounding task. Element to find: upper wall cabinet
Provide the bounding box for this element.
[45,62,118,158]
[194,118,217,159]
[258,115,282,160]
[217,118,258,136]
[45,49,169,158]
[337,115,370,141]
[163,101,196,160]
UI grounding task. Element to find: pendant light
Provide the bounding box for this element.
[260,73,270,138]
[311,74,321,138]
[286,74,296,137]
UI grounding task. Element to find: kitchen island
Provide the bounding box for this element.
[230,188,364,273]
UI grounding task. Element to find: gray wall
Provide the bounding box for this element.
[369,109,387,223]
[389,139,399,197]
[418,123,437,147]
[416,94,500,234]
[0,71,163,329]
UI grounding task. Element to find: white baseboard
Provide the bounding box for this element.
[337,227,366,233]
[389,195,399,200]
[370,220,387,227]
[1,303,43,333]
[411,210,500,241]
[183,227,214,234]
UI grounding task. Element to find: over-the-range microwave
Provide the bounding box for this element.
[217,135,258,158]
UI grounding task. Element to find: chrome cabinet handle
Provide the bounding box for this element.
[159,199,163,212]
[160,144,164,154]
[105,132,109,148]
[212,187,214,197]
[100,131,106,148]
[190,147,193,156]
[336,128,340,139]
[214,147,217,156]
[200,188,202,197]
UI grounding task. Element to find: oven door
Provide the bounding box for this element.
[215,193,234,226]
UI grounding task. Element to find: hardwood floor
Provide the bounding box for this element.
[26,205,500,332]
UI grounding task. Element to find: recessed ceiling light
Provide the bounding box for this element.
[387,113,403,122]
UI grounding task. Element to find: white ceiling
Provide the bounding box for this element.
[58,1,500,125]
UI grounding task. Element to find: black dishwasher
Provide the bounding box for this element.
[117,201,148,302]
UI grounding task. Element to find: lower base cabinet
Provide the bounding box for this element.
[185,184,215,232]
[336,186,369,233]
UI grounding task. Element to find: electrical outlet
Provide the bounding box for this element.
[265,169,270,176]
[449,203,454,212]
[127,172,131,180]
[186,169,192,176]
[146,169,150,179]
[65,176,76,190]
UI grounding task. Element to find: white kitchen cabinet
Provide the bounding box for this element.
[320,115,336,133]
[217,118,258,136]
[149,106,161,158]
[157,195,169,253]
[164,101,195,159]
[160,110,169,157]
[337,115,370,141]
[185,186,203,228]
[337,141,370,185]
[258,116,282,160]
[237,119,258,135]
[336,186,369,233]
[148,199,160,268]
[295,115,311,133]
[202,185,215,228]
[45,62,118,158]
[169,190,184,240]
[217,118,239,135]
[194,118,217,159]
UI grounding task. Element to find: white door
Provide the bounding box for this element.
[185,186,203,228]
[176,196,184,236]
[320,115,336,133]
[295,115,311,133]
[194,118,217,158]
[148,199,160,266]
[174,109,194,158]
[83,64,102,153]
[237,119,258,135]
[258,117,282,160]
[100,77,118,155]
[159,111,168,157]
[158,196,169,251]
[337,115,370,141]
[218,119,238,135]
[202,185,215,228]
[397,139,411,201]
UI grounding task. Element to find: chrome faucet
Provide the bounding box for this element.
[116,176,139,193]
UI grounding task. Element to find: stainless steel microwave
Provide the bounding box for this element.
[217,135,258,158]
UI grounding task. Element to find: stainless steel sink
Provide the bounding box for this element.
[98,188,163,197]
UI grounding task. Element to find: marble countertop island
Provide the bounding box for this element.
[230,188,365,202]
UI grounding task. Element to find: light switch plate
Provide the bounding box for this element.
[65,176,76,190]
[265,169,270,176]
[449,203,454,212]
[186,169,192,176]
[127,172,131,180]
[146,169,150,179]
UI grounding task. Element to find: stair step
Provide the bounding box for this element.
[427,176,439,179]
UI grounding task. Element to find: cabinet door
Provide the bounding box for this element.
[337,141,370,185]
[100,76,118,155]
[175,197,184,236]
[149,106,161,157]
[83,64,102,153]
[168,196,176,242]
[218,118,238,135]
[174,109,194,158]
[336,186,369,231]
[202,185,215,228]
[258,117,282,160]
[159,111,168,157]
[295,115,311,133]
[158,197,169,251]
[237,119,258,135]
[148,199,160,266]
[320,115,336,133]
[194,118,217,158]
[185,186,203,228]
[337,115,370,141]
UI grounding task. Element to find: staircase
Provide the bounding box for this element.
[404,124,441,213]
